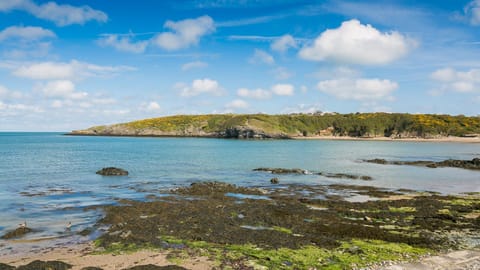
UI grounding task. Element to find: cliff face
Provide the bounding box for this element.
[69,113,480,139]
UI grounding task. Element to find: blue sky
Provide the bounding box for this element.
[0,0,479,131]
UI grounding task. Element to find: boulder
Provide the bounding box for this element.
[270,177,279,184]
[1,227,32,239]
[96,167,128,176]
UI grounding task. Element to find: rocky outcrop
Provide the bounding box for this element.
[253,168,308,174]
[96,167,129,176]
[365,158,480,170]
[1,227,33,239]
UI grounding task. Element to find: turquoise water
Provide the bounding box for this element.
[0,132,479,253]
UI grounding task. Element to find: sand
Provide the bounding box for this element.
[0,243,214,270]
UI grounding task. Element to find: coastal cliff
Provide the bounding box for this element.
[69,113,480,139]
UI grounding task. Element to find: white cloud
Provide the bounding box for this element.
[182,61,208,71]
[97,34,148,54]
[317,78,398,101]
[0,26,55,41]
[237,88,272,99]
[249,49,275,65]
[226,99,249,109]
[152,15,215,51]
[39,80,87,100]
[0,85,24,100]
[282,103,324,114]
[463,0,480,26]
[430,67,480,93]
[299,19,416,65]
[271,34,297,53]
[10,60,135,80]
[271,84,294,96]
[0,0,108,26]
[145,101,161,111]
[180,78,223,97]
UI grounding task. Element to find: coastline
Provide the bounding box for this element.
[66,132,480,143]
[292,135,480,143]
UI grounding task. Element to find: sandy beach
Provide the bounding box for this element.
[0,243,213,270]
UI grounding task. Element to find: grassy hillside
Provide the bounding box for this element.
[72,113,480,138]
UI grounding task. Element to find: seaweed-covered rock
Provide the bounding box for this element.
[1,227,32,239]
[254,167,307,174]
[96,167,128,176]
[0,263,15,270]
[17,260,72,270]
[122,265,188,270]
[365,158,480,170]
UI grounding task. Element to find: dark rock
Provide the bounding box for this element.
[1,227,33,239]
[254,167,306,174]
[365,158,480,170]
[122,265,188,270]
[0,263,15,270]
[17,260,72,270]
[365,158,388,164]
[270,177,279,184]
[317,172,373,181]
[96,167,128,176]
[81,268,104,270]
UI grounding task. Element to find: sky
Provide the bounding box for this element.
[0,0,480,131]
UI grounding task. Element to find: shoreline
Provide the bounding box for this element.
[66,132,480,143]
[292,135,480,143]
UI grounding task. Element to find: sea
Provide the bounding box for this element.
[0,132,479,255]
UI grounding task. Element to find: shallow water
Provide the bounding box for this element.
[0,132,479,254]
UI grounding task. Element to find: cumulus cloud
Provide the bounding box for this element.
[10,60,135,80]
[0,25,56,41]
[271,84,295,96]
[249,49,275,65]
[299,19,415,65]
[462,0,480,26]
[145,101,161,111]
[97,34,148,54]
[317,78,398,100]
[152,15,215,51]
[271,34,297,53]
[0,0,108,26]
[238,84,295,99]
[39,80,87,100]
[237,88,272,99]
[430,67,480,93]
[179,78,223,97]
[182,61,208,71]
[226,99,249,109]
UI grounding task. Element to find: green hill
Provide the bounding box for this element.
[69,113,480,139]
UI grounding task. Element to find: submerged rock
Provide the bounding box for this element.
[364,158,480,170]
[1,227,32,239]
[253,167,307,174]
[317,172,373,181]
[96,167,129,176]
